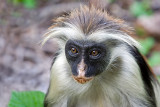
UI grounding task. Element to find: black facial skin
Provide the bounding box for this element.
[65,40,110,77]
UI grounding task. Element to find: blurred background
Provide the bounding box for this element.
[0,0,160,106]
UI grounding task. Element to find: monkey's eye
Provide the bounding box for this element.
[71,47,78,54]
[89,50,101,59]
[68,47,79,57]
[91,50,99,56]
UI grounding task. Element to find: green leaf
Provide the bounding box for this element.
[23,0,36,8]
[157,76,160,82]
[139,37,155,55]
[8,91,45,107]
[148,52,160,67]
[130,1,153,17]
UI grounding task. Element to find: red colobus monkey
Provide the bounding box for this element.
[42,1,160,107]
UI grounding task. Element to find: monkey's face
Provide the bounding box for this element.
[65,40,110,84]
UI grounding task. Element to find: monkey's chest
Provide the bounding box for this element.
[67,96,114,107]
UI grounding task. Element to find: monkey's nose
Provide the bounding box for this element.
[73,59,92,84]
[77,59,87,77]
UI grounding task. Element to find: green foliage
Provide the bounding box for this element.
[139,37,160,67]
[8,91,45,107]
[8,0,37,8]
[108,0,116,3]
[23,0,36,8]
[139,37,155,55]
[157,76,160,82]
[148,52,160,67]
[130,0,153,17]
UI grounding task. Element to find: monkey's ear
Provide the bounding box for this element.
[88,0,107,10]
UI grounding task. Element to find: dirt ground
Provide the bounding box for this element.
[0,0,160,107]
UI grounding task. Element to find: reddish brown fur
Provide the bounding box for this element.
[49,3,133,36]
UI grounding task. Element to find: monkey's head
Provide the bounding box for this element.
[42,5,138,84]
[65,39,110,84]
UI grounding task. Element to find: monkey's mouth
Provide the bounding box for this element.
[72,75,93,84]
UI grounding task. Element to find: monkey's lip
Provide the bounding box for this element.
[72,75,93,84]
